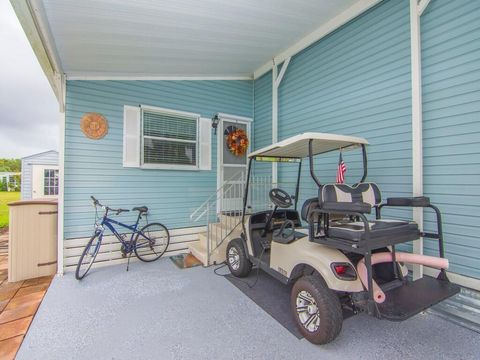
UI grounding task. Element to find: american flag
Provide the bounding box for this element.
[336,152,347,183]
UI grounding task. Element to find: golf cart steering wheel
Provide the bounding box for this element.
[269,188,293,208]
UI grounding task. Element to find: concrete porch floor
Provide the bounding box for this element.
[17,259,479,360]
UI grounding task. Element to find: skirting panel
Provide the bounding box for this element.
[63,226,205,272]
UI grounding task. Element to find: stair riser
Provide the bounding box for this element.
[189,227,243,266]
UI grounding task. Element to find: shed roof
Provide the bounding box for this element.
[21,150,58,160]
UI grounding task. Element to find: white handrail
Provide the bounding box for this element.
[190,173,275,265]
[190,170,245,222]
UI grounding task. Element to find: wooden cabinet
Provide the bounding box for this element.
[8,200,58,282]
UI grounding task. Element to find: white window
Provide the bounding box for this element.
[32,165,59,199]
[123,105,211,170]
[44,169,59,196]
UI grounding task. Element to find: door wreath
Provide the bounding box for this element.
[225,126,249,156]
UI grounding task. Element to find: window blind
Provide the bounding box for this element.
[143,110,198,167]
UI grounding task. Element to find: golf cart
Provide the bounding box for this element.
[226,132,460,344]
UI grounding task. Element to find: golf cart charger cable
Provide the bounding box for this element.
[213,246,266,289]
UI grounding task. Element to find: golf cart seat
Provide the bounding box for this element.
[309,183,420,248]
[301,197,320,222]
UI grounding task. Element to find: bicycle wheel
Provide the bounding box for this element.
[134,222,170,262]
[75,232,102,280]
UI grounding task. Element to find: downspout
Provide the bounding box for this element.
[271,57,291,185]
[410,0,432,280]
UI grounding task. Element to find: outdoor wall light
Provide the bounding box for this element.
[211,113,220,134]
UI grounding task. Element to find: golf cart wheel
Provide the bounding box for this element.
[226,238,252,277]
[291,275,342,345]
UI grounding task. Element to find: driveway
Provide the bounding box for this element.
[17,258,479,360]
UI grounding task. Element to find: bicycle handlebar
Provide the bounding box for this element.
[91,196,130,215]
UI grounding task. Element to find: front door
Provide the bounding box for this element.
[217,116,251,214]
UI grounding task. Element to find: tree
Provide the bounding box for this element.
[0,158,21,172]
[1,177,7,192]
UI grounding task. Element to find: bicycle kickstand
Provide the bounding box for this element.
[126,251,133,272]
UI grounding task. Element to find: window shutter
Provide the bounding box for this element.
[123,105,141,167]
[198,117,211,170]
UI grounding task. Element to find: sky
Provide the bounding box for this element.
[0,1,58,159]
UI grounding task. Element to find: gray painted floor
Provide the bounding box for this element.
[18,259,479,360]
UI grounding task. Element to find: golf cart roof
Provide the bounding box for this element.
[248,132,369,159]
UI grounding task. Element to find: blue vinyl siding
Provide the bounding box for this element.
[253,71,272,177]
[64,80,252,239]
[421,0,480,278]
[273,0,412,223]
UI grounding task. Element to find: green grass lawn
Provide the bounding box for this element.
[0,191,20,229]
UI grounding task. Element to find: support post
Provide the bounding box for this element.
[410,0,424,280]
[56,73,66,275]
[272,60,278,186]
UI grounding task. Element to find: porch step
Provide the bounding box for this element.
[188,221,243,266]
[188,241,208,266]
[429,287,480,333]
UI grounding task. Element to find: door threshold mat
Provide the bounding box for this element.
[170,253,203,269]
[225,269,354,339]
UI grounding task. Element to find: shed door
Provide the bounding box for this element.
[217,117,251,213]
[32,165,59,199]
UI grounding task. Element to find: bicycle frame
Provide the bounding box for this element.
[95,212,149,253]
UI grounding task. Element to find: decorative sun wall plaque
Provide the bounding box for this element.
[80,112,108,139]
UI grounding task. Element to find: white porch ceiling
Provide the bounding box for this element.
[37,0,361,78]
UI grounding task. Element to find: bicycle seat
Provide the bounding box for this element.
[132,206,148,213]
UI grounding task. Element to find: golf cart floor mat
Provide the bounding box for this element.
[378,276,460,321]
[225,270,354,339]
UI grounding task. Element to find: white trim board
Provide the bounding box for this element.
[10,0,63,101]
[66,75,253,81]
[253,0,382,79]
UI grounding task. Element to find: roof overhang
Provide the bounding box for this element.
[248,132,369,159]
[10,0,382,102]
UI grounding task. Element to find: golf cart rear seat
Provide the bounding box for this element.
[303,183,420,252]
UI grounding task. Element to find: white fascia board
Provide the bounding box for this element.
[10,0,63,101]
[66,75,253,81]
[28,0,62,74]
[253,0,382,79]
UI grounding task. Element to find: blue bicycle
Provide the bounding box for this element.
[75,196,170,280]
